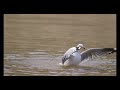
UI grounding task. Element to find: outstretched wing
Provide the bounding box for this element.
[62,47,77,64]
[81,48,116,61]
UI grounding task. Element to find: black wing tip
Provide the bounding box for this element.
[111,48,116,52]
[111,48,116,54]
[103,48,116,51]
[114,48,116,52]
[62,56,67,64]
[105,48,116,54]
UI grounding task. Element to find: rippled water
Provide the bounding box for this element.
[4,14,116,76]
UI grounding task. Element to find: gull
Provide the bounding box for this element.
[61,44,116,66]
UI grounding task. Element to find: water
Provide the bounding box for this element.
[4,14,116,76]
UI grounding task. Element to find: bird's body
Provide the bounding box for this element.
[61,44,116,66]
[62,47,81,66]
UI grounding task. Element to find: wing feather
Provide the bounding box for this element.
[81,48,116,61]
[62,47,77,64]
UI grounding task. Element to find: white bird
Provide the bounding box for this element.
[61,44,116,66]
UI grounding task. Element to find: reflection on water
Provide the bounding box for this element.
[4,14,116,76]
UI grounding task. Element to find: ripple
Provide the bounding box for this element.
[4,50,116,76]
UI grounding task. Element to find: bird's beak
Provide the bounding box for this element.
[83,47,86,49]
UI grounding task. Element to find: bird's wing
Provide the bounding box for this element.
[81,48,116,61]
[62,47,77,64]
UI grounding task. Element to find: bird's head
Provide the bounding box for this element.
[76,44,86,50]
